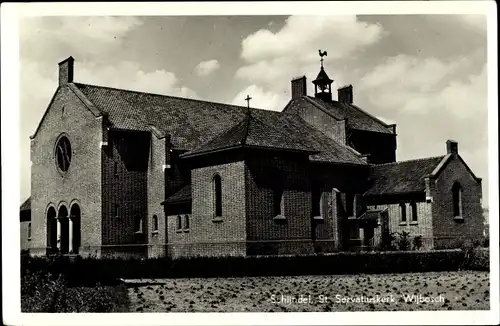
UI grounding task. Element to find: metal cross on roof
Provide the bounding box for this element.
[245,94,252,108]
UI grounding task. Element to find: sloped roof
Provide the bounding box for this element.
[183,111,316,157]
[305,96,394,134]
[75,83,252,150]
[75,83,366,166]
[364,156,446,196]
[164,184,192,204]
[359,208,387,220]
[20,197,31,212]
[313,67,333,84]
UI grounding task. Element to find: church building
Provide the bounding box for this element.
[20,55,484,258]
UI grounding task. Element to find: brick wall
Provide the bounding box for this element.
[30,85,103,257]
[167,160,247,258]
[101,130,149,257]
[245,153,313,255]
[367,201,434,250]
[431,155,484,248]
[147,135,166,258]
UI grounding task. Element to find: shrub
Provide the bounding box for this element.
[395,231,411,251]
[483,236,489,248]
[412,236,423,251]
[21,269,130,312]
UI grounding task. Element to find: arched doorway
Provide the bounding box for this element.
[70,204,81,254]
[58,206,69,254]
[46,207,57,254]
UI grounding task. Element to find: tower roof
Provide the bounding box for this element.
[312,67,333,85]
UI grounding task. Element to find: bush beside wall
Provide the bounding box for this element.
[21,249,489,287]
[21,268,130,312]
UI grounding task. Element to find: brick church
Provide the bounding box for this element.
[20,55,484,258]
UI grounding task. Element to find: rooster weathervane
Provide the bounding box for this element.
[319,49,327,68]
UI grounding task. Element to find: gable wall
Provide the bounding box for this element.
[30,86,103,257]
[285,98,347,145]
[431,155,483,248]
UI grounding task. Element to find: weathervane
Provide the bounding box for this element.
[319,49,328,68]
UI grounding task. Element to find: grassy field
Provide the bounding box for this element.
[127,271,489,312]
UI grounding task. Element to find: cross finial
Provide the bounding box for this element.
[245,94,252,108]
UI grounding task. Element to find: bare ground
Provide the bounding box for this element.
[127,271,489,312]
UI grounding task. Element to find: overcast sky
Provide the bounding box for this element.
[19,14,488,206]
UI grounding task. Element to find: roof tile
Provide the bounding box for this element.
[364,156,446,196]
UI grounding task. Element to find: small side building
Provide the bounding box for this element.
[362,140,484,250]
[20,197,32,252]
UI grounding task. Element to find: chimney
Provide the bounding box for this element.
[446,140,458,155]
[58,56,74,85]
[291,76,307,100]
[338,85,353,103]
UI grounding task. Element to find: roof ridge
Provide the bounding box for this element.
[304,96,344,120]
[75,82,274,113]
[374,155,446,167]
[348,103,393,128]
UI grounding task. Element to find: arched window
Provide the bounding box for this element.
[213,174,222,217]
[400,203,407,222]
[410,202,418,222]
[273,185,284,216]
[152,215,158,232]
[312,187,321,217]
[134,215,142,233]
[184,215,190,230]
[28,223,32,239]
[113,204,119,218]
[452,182,463,217]
[176,215,182,230]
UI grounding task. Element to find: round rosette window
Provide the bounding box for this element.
[55,135,72,172]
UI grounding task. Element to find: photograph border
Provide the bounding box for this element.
[2,1,498,325]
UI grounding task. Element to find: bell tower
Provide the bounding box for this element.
[313,50,333,102]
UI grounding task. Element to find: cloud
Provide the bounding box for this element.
[240,15,385,64]
[232,15,385,112]
[195,59,220,76]
[231,84,287,111]
[359,55,485,117]
[460,15,487,31]
[76,61,198,98]
[357,54,488,206]
[20,16,144,60]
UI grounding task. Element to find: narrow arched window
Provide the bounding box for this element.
[213,174,222,217]
[28,223,32,239]
[184,215,190,230]
[452,182,463,217]
[410,202,418,222]
[152,215,158,232]
[312,187,321,217]
[177,215,182,230]
[400,203,407,222]
[273,185,284,216]
[134,215,142,233]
